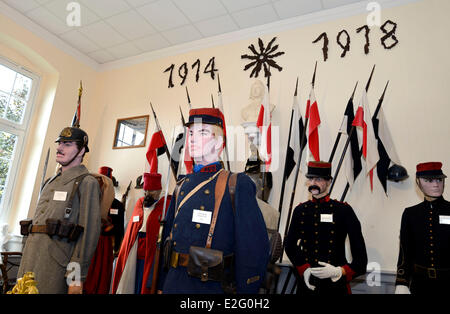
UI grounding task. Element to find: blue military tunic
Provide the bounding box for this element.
[285,195,367,294]
[158,162,270,293]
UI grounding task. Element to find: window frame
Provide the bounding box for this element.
[0,56,40,223]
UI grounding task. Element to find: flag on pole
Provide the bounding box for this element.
[373,106,401,193]
[256,85,272,171]
[146,130,166,173]
[307,87,321,162]
[71,81,82,128]
[338,96,362,187]
[285,94,304,179]
[352,90,379,190]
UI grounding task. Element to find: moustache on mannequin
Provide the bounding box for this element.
[143,194,156,208]
[308,185,321,193]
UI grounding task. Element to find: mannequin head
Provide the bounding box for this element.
[415,162,446,201]
[305,161,333,199]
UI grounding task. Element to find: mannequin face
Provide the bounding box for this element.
[306,177,331,199]
[56,141,84,170]
[188,123,223,165]
[417,178,445,199]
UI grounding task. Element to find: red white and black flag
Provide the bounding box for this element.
[306,86,321,162]
[257,84,272,171]
[146,130,166,173]
[338,95,362,187]
[352,90,379,191]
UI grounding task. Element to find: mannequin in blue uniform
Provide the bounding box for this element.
[157,108,269,294]
[395,162,450,294]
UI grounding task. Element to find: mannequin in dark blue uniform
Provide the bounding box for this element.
[157,108,269,294]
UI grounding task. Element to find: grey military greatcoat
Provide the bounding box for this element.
[18,165,101,294]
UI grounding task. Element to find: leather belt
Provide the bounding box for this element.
[170,251,233,269]
[414,264,450,280]
[30,225,48,234]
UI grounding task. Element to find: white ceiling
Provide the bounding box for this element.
[2,0,370,65]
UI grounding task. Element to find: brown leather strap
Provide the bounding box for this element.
[176,170,223,218]
[30,225,48,233]
[206,170,230,249]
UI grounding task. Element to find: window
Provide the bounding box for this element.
[0,57,39,221]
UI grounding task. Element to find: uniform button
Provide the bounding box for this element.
[303,240,307,243]
[430,236,433,240]
[195,224,201,229]
[302,212,305,216]
[315,205,318,209]
[185,178,190,182]
[173,242,177,246]
[305,258,309,262]
[431,264,435,267]
[315,232,319,235]
[204,189,210,195]
[174,223,177,228]
[200,205,205,210]
[301,221,304,225]
[180,191,185,196]
[331,230,335,234]
[315,241,319,244]
[314,249,318,253]
[330,204,333,208]
[430,250,434,254]
[301,231,305,234]
[431,257,434,261]
[329,240,333,244]
[314,223,318,227]
[314,259,318,263]
[328,250,332,253]
[314,214,318,218]
[430,243,434,247]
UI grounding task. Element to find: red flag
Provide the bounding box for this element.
[307,88,321,162]
[184,131,193,174]
[256,85,272,171]
[146,130,166,173]
[352,90,379,190]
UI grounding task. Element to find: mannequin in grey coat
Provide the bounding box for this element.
[18,127,101,294]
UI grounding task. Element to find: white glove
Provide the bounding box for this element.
[310,261,343,282]
[394,285,411,294]
[303,268,316,291]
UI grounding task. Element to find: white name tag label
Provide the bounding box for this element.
[321,214,333,223]
[110,209,119,215]
[192,209,212,225]
[53,191,67,201]
[133,215,140,223]
[439,215,450,225]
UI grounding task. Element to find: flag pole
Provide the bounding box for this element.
[276,77,298,231]
[279,63,316,262]
[328,81,358,163]
[217,73,231,171]
[328,65,375,196]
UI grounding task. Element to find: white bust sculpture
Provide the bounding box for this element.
[241,79,275,123]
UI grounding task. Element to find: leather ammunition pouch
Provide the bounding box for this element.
[20,219,33,236]
[187,246,224,282]
[46,218,60,236]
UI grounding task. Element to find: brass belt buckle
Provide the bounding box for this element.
[428,267,437,279]
[170,252,179,268]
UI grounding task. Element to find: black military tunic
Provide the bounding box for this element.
[285,195,367,295]
[396,196,450,294]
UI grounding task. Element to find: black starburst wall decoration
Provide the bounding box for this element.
[241,37,285,85]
